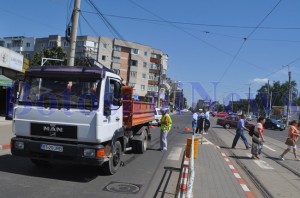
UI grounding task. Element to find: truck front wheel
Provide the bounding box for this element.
[102,141,122,175]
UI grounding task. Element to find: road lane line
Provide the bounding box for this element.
[263,144,276,152]
[167,147,182,161]
[247,154,274,169]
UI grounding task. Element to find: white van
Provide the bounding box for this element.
[151,108,162,125]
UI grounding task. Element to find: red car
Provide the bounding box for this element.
[216,112,229,117]
[216,115,255,130]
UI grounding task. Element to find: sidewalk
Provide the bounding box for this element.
[192,138,255,198]
[0,116,12,150]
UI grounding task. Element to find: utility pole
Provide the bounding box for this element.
[67,0,81,66]
[247,86,250,116]
[288,69,292,125]
[231,93,233,112]
[269,90,272,115]
[156,60,161,107]
[266,80,269,118]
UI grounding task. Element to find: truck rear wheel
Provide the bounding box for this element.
[135,130,148,154]
[102,141,122,175]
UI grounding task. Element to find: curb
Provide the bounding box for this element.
[0,143,10,151]
[177,156,190,198]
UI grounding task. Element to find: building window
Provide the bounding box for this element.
[7,43,12,48]
[112,56,120,63]
[129,83,136,88]
[102,55,106,61]
[41,43,45,48]
[130,60,138,66]
[48,41,56,47]
[113,45,121,51]
[26,42,30,48]
[76,41,84,46]
[0,41,4,47]
[151,54,158,58]
[63,41,69,47]
[25,53,30,58]
[102,43,107,48]
[130,71,137,77]
[141,85,145,91]
[144,51,148,56]
[142,73,146,79]
[131,48,139,55]
[149,74,155,80]
[143,62,147,68]
[150,63,157,69]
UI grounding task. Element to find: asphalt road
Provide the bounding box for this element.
[0,113,192,198]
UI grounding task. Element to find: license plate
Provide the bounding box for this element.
[40,144,63,152]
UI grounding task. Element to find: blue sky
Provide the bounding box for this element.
[1,0,300,106]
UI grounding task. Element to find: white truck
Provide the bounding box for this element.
[11,65,155,174]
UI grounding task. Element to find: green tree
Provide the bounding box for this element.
[255,80,297,115]
[30,46,67,66]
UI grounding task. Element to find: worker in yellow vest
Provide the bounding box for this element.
[159,108,172,151]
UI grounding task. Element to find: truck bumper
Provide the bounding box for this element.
[11,137,107,166]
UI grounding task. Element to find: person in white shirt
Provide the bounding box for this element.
[192,110,198,133]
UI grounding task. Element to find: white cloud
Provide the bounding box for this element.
[251,78,269,84]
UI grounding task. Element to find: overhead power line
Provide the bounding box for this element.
[81,10,300,30]
[217,0,283,83]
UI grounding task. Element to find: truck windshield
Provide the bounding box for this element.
[18,77,101,110]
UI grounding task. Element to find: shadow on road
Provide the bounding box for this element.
[0,154,106,182]
[153,166,180,198]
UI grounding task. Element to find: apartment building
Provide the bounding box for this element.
[34,35,169,99]
[0,36,35,59]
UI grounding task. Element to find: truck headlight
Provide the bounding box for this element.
[277,124,280,127]
[14,141,24,150]
[83,148,95,157]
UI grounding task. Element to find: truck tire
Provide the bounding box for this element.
[135,130,148,154]
[102,141,122,175]
[30,159,50,167]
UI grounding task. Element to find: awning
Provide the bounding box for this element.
[0,75,12,87]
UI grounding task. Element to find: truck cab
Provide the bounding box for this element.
[11,65,154,174]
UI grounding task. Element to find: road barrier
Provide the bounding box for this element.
[177,135,196,198]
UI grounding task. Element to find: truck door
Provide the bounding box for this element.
[103,78,122,132]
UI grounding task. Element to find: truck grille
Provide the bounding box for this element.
[31,123,77,139]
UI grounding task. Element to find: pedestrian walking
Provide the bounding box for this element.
[231,114,250,149]
[159,108,172,151]
[192,110,198,133]
[195,109,205,134]
[203,107,210,134]
[251,116,265,160]
[280,120,300,161]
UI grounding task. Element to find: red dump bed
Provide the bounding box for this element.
[122,86,155,129]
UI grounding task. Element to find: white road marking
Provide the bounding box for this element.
[263,144,276,152]
[229,165,235,170]
[224,158,230,162]
[240,184,250,192]
[247,153,274,169]
[234,173,241,178]
[167,147,182,161]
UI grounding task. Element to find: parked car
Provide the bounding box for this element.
[277,120,286,129]
[216,115,255,130]
[246,115,252,121]
[151,108,162,125]
[264,118,285,131]
[216,112,229,117]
